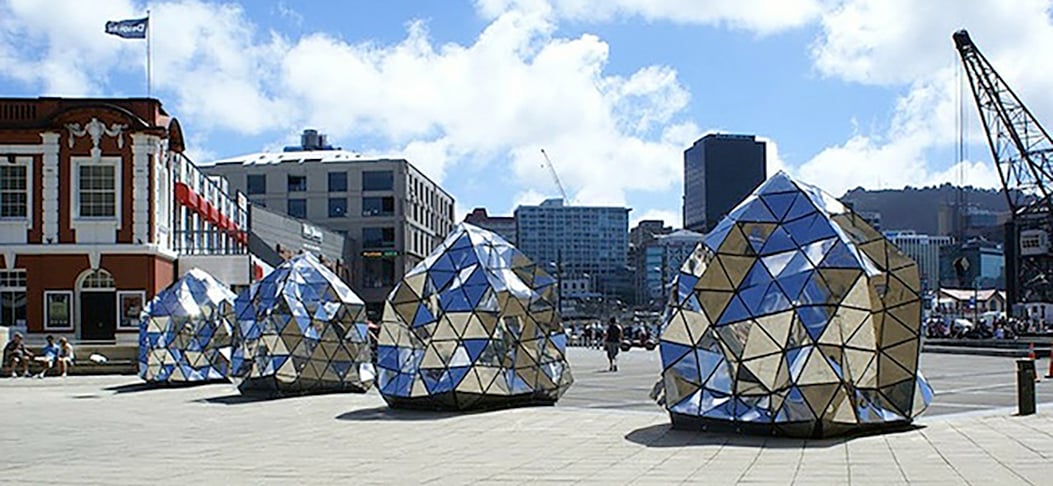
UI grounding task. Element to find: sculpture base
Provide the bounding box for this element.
[384,391,560,412]
[669,412,915,439]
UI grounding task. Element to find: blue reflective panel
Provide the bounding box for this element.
[661,342,693,370]
[784,192,818,221]
[752,283,792,316]
[696,349,725,384]
[412,304,436,328]
[737,199,778,223]
[447,366,471,388]
[439,287,473,312]
[704,360,733,394]
[819,241,860,269]
[757,172,799,194]
[760,192,798,221]
[783,213,832,246]
[745,226,770,253]
[550,332,568,351]
[670,389,703,416]
[740,262,773,290]
[716,295,751,325]
[449,232,473,250]
[785,346,810,381]
[700,390,736,419]
[446,246,478,270]
[775,269,813,300]
[759,227,796,255]
[760,250,796,278]
[462,339,489,361]
[705,220,733,252]
[678,274,700,298]
[671,351,701,383]
[797,306,830,341]
[737,283,771,318]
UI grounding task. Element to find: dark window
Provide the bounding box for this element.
[247,174,266,195]
[287,175,307,192]
[362,227,395,248]
[362,170,394,191]
[0,165,27,218]
[362,196,395,217]
[362,258,396,289]
[328,171,347,192]
[328,197,347,218]
[287,198,306,219]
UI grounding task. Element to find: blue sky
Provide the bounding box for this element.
[3,0,1052,226]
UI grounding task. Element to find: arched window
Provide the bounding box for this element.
[81,269,115,289]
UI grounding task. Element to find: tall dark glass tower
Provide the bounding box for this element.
[683,134,766,233]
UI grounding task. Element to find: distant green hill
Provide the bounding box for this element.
[840,184,1011,235]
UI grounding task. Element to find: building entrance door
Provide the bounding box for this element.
[78,268,118,342]
[80,291,116,341]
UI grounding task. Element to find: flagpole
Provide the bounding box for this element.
[146,9,152,98]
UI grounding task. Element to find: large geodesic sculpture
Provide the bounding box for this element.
[138,268,236,383]
[659,171,932,438]
[376,223,574,410]
[230,253,374,396]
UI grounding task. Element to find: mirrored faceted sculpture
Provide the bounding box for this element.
[659,171,932,438]
[377,223,574,410]
[138,268,237,383]
[230,253,375,396]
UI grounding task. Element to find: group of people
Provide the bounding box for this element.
[2,333,74,378]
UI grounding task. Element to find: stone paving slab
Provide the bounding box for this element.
[2,376,1052,484]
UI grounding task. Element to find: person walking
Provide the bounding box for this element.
[604,317,623,372]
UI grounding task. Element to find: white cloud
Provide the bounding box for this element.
[632,208,679,228]
[477,0,823,34]
[795,0,1053,196]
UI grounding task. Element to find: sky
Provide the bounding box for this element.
[3,0,1052,228]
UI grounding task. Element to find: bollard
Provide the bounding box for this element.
[1017,359,1037,416]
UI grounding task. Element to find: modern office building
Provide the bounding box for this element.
[940,238,1006,290]
[634,229,704,308]
[514,198,630,299]
[683,133,766,233]
[463,207,516,244]
[884,230,953,292]
[247,204,351,281]
[202,130,455,317]
[0,97,250,342]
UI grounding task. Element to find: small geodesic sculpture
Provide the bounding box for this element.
[230,253,374,396]
[138,268,236,383]
[659,171,932,438]
[376,223,574,410]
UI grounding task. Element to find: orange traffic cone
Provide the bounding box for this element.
[1047,346,1053,379]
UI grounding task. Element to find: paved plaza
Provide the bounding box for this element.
[2,348,1052,484]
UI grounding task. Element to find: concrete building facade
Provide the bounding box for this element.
[683,133,766,233]
[202,133,455,317]
[885,230,953,292]
[634,229,705,308]
[514,198,629,299]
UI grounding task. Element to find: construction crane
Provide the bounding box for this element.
[540,148,569,201]
[954,29,1053,310]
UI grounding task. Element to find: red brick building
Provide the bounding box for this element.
[0,98,248,343]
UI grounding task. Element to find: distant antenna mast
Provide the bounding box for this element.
[540,148,569,201]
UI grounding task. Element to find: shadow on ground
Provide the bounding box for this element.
[335,405,475,422]
[624,422,925,449]
[106,380,229,394]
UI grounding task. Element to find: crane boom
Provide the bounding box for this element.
[540,148,569,201]
[953,29,1053,308]
[953,29,1053,213]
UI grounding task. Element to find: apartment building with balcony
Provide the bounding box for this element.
[201,130,455,317]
